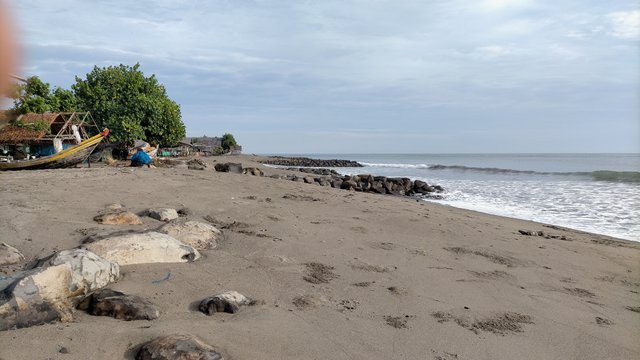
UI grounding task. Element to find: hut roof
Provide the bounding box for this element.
[0,113,61,143]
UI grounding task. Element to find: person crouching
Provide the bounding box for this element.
[130,147,152,167]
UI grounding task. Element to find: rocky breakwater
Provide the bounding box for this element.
[262,156,363,168]
[273,168,445,199]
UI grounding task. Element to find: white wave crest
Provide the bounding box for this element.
[360,162,432,169]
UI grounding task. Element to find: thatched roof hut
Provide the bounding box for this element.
[0,112,96,144]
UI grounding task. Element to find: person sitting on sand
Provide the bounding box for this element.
[130,147,152,167]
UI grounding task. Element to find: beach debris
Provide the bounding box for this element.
[595,316,613,326]
[26,249,120,295]
[78,288,159,321]
[242,167,264,176]
[145,208,179,222]
[0,242,24,266]
[0,265,75,331]
[518,229,571,241]
[83,232,200,266]
[94,211,143,225]
[160,220,223,251]
[214,162,242,173]
[136,334,224,360]
[152,272,172,284]
[199,290,253,315]
[187,158,207,170]
[518,230,544,236]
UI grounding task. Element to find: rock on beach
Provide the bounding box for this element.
[0,265,75,330]
[83,231,200,266]
[136,334,224,360]
[78,288,159,321]
[1,249,121,331]
[0,242,24,266]
[146,208,179,222]
[160,220,223,251]
[27,249,120,295]
[199,291,252,315]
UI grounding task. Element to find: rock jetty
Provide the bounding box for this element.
[271,169,444,198]
[262,156,363,168]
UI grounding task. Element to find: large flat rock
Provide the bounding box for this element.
[83,232,200,266]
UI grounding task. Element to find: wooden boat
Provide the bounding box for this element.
[0,129,109,170]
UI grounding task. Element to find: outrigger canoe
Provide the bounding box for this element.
[0,129,109,171]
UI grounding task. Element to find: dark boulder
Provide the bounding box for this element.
[262,156,363,167]
[77,289,159,321]
[214,163,242,173]
[136,334,223,360]
[198,291,252,315]
[187,159,207,170]
[242,167,264,176]
[340,180,357,190]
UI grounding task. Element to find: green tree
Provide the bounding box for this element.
[221,133,237,151]
[12,76,77,114]
[72,63,185,146]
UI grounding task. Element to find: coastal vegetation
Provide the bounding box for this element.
[12,76,76,114]
[73,64,184,146]
[9,63,185,146]
[221,133,237,151]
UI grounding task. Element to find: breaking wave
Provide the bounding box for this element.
[361,163,640,183]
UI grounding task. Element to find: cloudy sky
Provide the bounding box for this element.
[6,0,640,153]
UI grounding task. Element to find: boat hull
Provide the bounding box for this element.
[0,131,106,171]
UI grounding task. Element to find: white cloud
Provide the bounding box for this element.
[478,0,533,12]
[607,10,640,40]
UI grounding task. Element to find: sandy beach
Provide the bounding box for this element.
[1,155,639,360]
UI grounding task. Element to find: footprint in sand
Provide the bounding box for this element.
[303,262,339,284]
[349,260,392,273]
[372,242,395,250]
[431,310,534,335]
[563,287,596,298]
[430,350,459,360]
[384,315,415,329]
[595,317,614,326]
[387,286,408,295]
[444,247,520,267]
[469,270,513,280]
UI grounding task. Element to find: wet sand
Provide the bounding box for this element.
[1,155,639,359]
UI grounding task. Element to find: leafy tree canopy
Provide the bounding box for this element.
[221,133,237,150]
[72,63,185,146]
[12,76,77,114]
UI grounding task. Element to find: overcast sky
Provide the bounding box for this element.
[6,0,640,153]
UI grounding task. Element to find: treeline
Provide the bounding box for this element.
[10,64,185,146]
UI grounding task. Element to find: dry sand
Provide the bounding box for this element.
[1,155,639,359]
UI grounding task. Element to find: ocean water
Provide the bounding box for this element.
[276,154,640,241]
